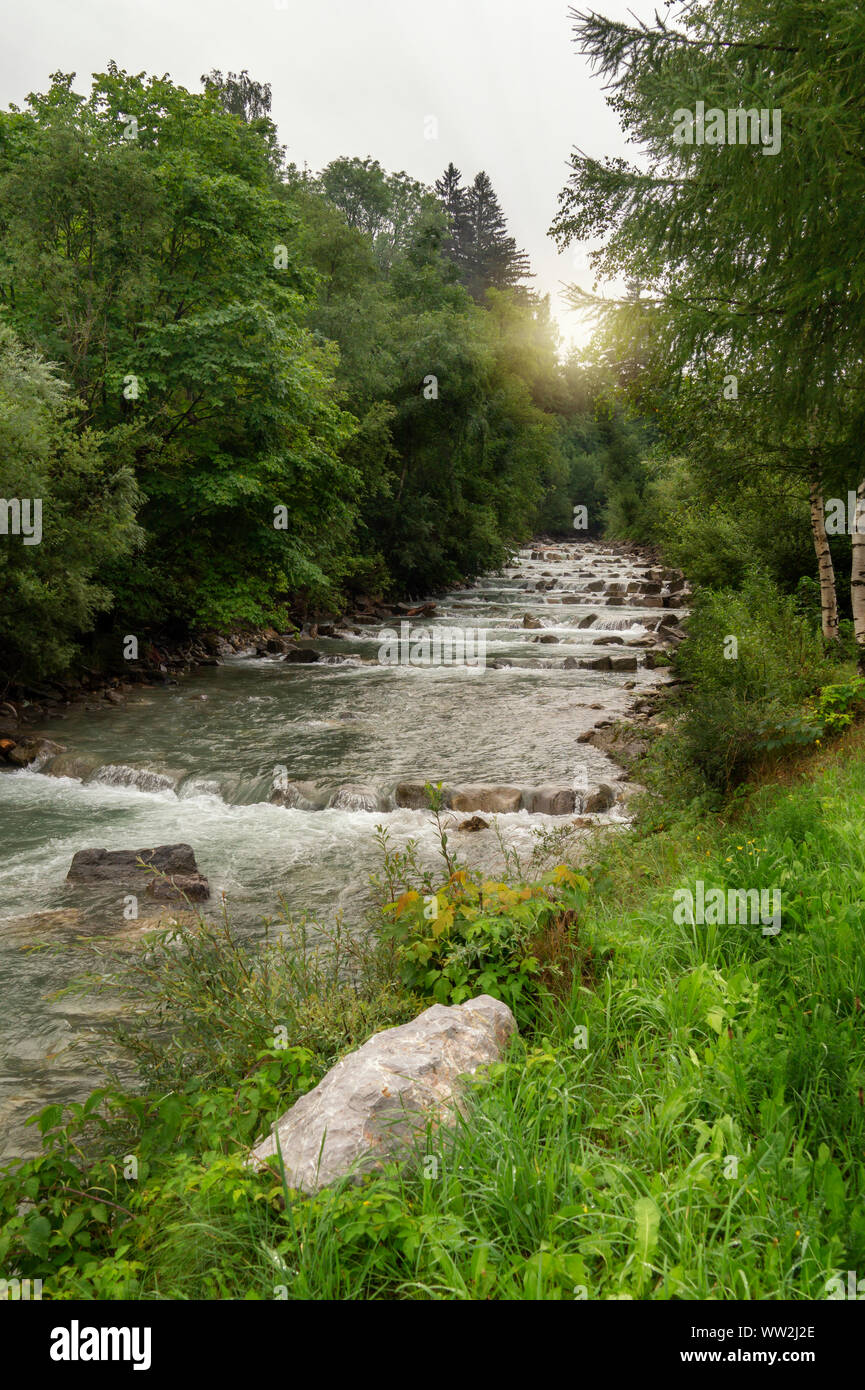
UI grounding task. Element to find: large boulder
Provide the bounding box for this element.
[145,875,210,903]
[5,737,66,768]
[583,782,617,813]
[249,995,516,1191]
[521,614,542,629]
[522,785,576,815]
[395,782,451,810]
[66,844,210,901]
[270,780,328,810]
[44,753,102,781]
[283,648,320,664]
[609,655,639,672]
[450,784,522,813]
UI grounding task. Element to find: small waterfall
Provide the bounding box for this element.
[89,764,179,794]
[327,785,382,812]
[177,776,223,800]
[592,618,642,632]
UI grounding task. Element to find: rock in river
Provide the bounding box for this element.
[66,844,210,902]
[582,782,618,813]
[4,737,66,768]
[450,784,522,813]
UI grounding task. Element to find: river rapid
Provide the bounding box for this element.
[0,539,683,1161]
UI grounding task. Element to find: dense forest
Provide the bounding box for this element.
[0,63,615,688]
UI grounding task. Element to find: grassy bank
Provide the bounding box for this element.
[2,726,864,1300]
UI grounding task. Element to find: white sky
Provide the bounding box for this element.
[0,0,662,350]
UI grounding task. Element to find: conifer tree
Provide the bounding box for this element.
[435,166,532,300]
[434,162,471,275]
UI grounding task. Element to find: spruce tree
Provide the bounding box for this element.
[435,166,532,300]
[434,162,471,275]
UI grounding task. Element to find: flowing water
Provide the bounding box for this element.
[0,540,682,1160]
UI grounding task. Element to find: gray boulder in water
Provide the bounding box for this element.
[66,844,210,901]
[327,784,381,812]
[270,780,328,810]
[582,783,617,813]
[249,995,516,1191]
[522,786,577,815]
[395,782,451,810]
[450,785,522,813]
[5,737,66,768]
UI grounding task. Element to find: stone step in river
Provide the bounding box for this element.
[0,539,685,1161]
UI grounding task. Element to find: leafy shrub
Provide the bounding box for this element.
[656,572,836,793]
[382,865,588,1022]
[807,676,865,734]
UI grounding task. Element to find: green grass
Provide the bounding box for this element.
[2,741,865,1300]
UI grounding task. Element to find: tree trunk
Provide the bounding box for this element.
[852,479,865,674]
[809,472,839,643]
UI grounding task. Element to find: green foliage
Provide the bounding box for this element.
[0,70,598,674]
[652,573,835,794]
[111,909,419,1091]
[434,164,533,301]
[808,676,865,735]
[0,66,358,633]
[290,162,566,593]
[0,322,141,685]
[382,864,588,1021]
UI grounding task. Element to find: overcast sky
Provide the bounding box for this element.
[0,0,661,349]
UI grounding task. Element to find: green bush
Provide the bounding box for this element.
[382,864,588,1023]
[655,572,837,793]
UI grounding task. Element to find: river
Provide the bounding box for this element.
[0,539,681,1161]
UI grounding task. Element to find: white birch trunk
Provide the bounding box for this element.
[852,479,865,673]
[808,474,839,643]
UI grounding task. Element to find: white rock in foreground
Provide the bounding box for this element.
[249,995,516,1192]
